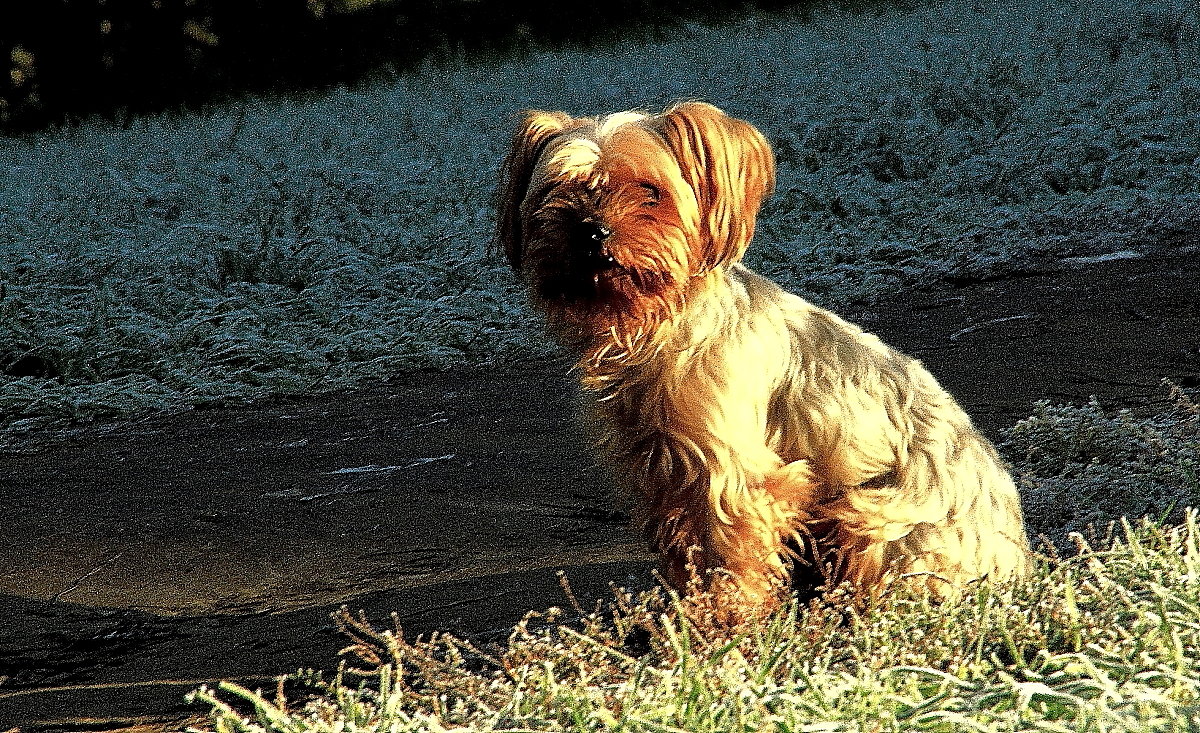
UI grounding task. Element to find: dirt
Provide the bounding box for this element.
[1,248,1197,731]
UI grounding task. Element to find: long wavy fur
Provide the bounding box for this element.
[499,102,1030,616]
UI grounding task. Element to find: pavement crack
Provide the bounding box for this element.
[53,552,124,602]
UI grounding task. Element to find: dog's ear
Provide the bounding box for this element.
[496,110,575,272]
[651,102,775,270]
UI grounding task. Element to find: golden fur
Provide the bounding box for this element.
[498,102,1030,613]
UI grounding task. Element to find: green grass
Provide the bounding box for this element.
[189,513,1200,732]
[187,392,1200,731]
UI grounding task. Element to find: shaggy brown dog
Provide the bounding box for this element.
[498,102,1030,615]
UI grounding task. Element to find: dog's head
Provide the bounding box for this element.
[498,102,775,333]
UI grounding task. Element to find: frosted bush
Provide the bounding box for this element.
[1003,385,1200,549]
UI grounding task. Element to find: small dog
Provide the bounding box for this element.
[498,102,1030,614]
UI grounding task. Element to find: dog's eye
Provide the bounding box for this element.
[638,182,660,207]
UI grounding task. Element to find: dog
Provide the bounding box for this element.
[498,102,1030,615]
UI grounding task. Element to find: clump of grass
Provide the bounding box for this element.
[190,512,1200,732]
[1003,382,1200,550]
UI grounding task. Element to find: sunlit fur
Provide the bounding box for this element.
[499,102,1030,616]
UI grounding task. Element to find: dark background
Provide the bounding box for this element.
[1,0,842,131]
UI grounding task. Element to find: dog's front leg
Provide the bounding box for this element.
[636,430,819,611]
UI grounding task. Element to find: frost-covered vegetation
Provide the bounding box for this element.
[2,0,1198,437]
[151,415,1200,724]
[1004,383,1200,550]
[195,517,1200,731]
[189,393,1200,731]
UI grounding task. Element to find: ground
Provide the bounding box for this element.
[0,249,1197,731]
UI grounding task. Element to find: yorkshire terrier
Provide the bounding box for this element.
[498,102,1030,615]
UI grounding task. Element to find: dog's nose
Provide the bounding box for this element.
[577,220,617,267]
[581,220,612,245]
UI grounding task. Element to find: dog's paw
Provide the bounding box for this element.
[763,459,821,508]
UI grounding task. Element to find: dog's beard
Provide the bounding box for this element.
[526,238,674,314]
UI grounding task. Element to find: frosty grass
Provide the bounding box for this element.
[1,0,1197,437]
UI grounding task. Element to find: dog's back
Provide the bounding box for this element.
[734,265,1031,593]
